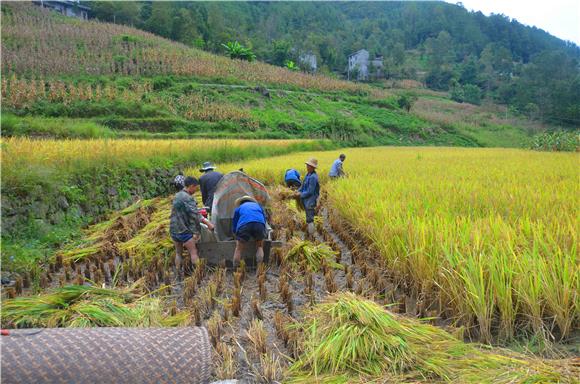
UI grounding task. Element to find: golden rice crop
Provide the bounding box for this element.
[210,147,578,342]
[1,137,317,191]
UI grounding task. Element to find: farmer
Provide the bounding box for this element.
[296,158,320,236]
[329,154,346,179]
[199,161,224,213]
[232,196,267,267]
[173,171,185,191]
[170,176,214,277]
[284,168,301,189]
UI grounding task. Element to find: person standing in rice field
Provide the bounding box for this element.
[170,176,214,278]
[295,158,320,236]
[329,154,346,179]
[199,161,224,214]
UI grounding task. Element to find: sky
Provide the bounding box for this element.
[446,0,580,45]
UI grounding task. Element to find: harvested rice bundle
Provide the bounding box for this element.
[288,293,568,384]
[117,199,173,269]
[284,238,343,273]
[1,280,188,328]
[58,198,161,264]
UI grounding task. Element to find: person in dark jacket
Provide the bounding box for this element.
[232,196,267,267]
[170,176,214,277]
[296,158,320,236]
[284,168,301,189]
[199,161,224,213]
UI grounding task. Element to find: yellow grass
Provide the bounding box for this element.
[205,147,578,341]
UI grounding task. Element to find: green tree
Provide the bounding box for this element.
[397,93,418,112]
[144,2,172,38]
[221,41,256,62]
[272,40,292,66]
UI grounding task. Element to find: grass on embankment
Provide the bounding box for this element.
[2,74,534,147]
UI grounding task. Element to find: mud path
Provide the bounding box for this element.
[4,189,429,383]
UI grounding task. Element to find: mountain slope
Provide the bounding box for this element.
[1,2,535,147]
[86,1,580,127]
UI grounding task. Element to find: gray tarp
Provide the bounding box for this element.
[210,171,270,241]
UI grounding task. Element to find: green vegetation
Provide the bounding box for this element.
[222,41,256,62]
[0,2,553,147]
[530,131,579,152]
[88,1,580,128]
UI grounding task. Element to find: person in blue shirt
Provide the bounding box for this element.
[232,196,267,267]
[329,154,346,178]
[295,158,320,236]
[284,168,301,189]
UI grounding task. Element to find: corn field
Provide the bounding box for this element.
[1,2,385,95]
[211,147,579,342]
[1,75,260,127]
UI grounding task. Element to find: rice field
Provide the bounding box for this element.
[208,147,579,343]
[2,146,578,382]
[0,137,323,191]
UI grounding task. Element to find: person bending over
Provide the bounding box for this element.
[232,196,267,268]
[284,168,301,190]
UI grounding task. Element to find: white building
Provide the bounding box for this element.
[347,49,383,81]
[33,0,90,20]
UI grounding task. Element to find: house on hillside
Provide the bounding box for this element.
[299,52,317,73]
[33,0,90,20]
[347,49,384,81]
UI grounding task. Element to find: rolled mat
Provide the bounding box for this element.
[1,327,212,384]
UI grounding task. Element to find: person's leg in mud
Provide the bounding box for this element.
[174,240,184,277]
[233,240,244,268]
[255,239,264,264]
[183,234,200,272]
[305,207,316,238]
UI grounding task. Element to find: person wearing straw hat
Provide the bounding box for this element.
[232,195,267,267]
[199,161,223,213]
[295,158,320,236]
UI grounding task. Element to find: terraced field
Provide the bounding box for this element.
[3,147,578,382]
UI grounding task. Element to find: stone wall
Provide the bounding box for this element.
[2,166,181,238]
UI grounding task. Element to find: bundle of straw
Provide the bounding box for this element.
[1,281,189,328]
[288,293,569,383]
[284,238,342,272]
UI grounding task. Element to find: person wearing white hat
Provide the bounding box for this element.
[295,158,320,236]
[199,161,223,213]
[232,195,267,267]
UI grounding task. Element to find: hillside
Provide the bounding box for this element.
[87,1,580,128]
[1,2,539,147]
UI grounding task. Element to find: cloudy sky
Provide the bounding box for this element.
[446,0,580,45]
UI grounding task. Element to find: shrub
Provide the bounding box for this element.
[531,131,579,152]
